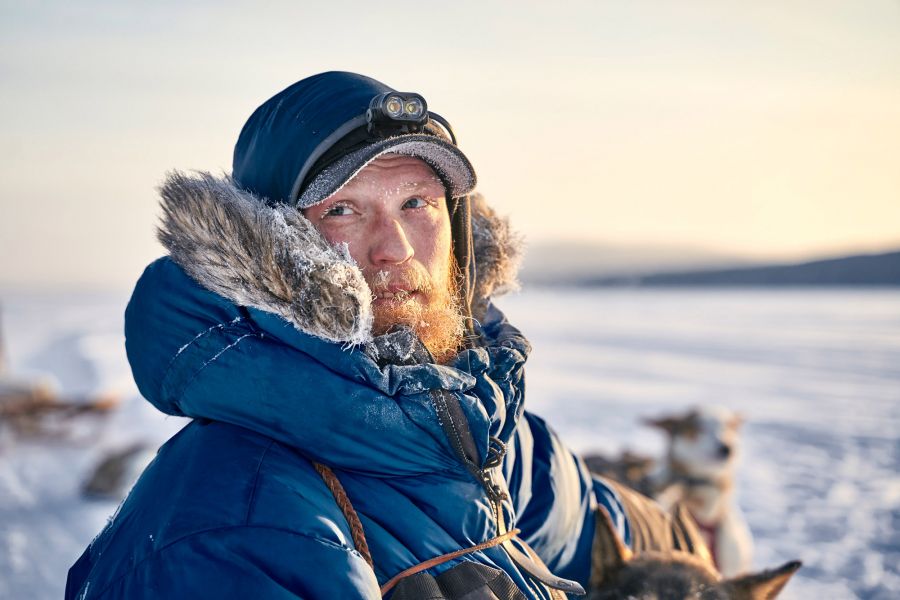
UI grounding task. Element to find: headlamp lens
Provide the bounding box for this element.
[404,98,424,118]
[385,96,404,118]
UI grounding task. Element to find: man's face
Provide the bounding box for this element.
[303,154,464,362]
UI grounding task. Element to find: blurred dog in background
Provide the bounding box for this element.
[584,406,753,577]
[0,308,121,444]
[588,503,799,599]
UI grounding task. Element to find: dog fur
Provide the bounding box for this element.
[590,506,800,599]
[647,406,754,577]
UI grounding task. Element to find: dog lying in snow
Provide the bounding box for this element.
[584,406,754,577]
[0,376,120,440]
[0,315,121,442]
[645,406,753,578]
[588,502,800,600]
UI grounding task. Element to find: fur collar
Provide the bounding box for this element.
[157,171,522,346]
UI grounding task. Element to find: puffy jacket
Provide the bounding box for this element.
[65,173,630,599]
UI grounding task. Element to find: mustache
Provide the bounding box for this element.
[368,266,435,294]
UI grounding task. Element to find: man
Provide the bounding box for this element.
[65,72,662,599]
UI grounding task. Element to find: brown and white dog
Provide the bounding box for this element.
[645,406,754,577]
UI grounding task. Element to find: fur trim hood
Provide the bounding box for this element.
[157,171,522,346]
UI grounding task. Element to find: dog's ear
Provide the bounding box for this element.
[643,416,681,434]
[729,412,746,430]
[590,506,633,589]
[720,560,802,599]
[645,408,702,434]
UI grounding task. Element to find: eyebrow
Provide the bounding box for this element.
[395,178,444,192]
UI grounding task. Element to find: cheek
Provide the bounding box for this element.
[314,221,339,244]
[410,213,452,267]
[310,219,369,265]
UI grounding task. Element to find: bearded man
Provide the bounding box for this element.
[64,72,685,599]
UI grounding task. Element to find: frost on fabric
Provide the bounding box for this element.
[155,171,522,353]
[172,316,243,360]
[156,171,373,346]
[296,138,475,208]
[368,327,425,366]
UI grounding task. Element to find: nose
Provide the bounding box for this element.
[717,443,732,459]
[369,218,414,265]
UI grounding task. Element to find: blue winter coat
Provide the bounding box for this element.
[65,173,630,599]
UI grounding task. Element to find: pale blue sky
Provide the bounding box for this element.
[2,1,899,287]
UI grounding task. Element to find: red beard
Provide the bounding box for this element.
[366,256,465,364]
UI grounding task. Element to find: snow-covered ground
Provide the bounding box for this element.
[499,288,900,599]
[1,288,898,599]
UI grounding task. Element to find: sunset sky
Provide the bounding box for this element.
[2,1,899,287]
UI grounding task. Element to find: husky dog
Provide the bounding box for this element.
[589,506,800,600]
[646,406,753,577]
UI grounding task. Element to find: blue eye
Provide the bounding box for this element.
[402,197,428,209]
[323,204,354,218]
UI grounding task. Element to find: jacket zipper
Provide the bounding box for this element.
[428,390,585,597]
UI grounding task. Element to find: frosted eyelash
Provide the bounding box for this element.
[321,201,352,219]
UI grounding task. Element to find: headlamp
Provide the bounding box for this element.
[290,90,459,203]
[367,92,429,135]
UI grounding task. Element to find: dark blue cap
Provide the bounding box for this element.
[232,71,476,207]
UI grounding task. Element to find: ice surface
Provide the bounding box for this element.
[496,288,900,599]
[0,291,188,599]
[1,287,898,599]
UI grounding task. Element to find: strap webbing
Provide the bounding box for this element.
[380,529,521,596]
[312,462,374,569]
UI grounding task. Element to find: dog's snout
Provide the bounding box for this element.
[718,443,732,458]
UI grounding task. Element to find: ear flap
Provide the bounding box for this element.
[590,506,633,590]
[448,194,475,338]
[722,560,802,599]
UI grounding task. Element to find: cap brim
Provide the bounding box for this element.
[296,135,476,209]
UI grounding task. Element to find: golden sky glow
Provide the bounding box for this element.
[1,1,898,287]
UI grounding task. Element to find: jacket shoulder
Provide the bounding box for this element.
[68,420,366,599]
[71,523,379,599]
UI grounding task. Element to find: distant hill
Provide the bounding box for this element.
[519,241,755,285]
[580,250,900,287]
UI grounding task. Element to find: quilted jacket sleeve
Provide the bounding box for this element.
[504,411,631,590]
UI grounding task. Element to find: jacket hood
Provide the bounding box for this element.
[157,170,523,346]
[126,171,529,477]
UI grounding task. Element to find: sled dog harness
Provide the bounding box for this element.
[313,462,572,599]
